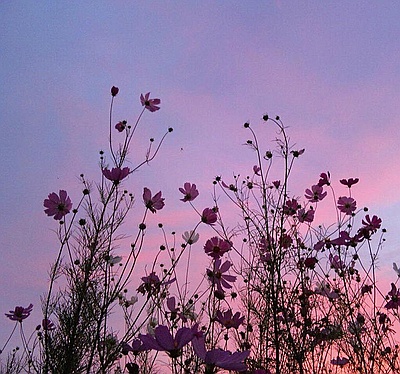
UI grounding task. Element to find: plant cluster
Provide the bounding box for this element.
[1,87,399,374]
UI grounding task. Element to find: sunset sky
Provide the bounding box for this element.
[1,1,400,349]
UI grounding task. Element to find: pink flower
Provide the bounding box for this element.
[272,180,280,189]
[140,92,161,112]
[362,214,382,232]
[139,325,197,358]
[297,208,315,223]
[253,165,261,175]
[137,272,174,296]
[201,207,218,225]
[337,196,356,215]
[143,187,165,213]
[102,167,130,184]
[331,357,349,367]
[317,172,330,187]
[115,120,127,132]
[305,185,327,202]
[283,198,299,216]
[192,333,249,372]
[303,257,318,269]
[361,284,373,295]
[204,237,232,259]
[340,178,359,188]
[329,254,344,271]
[111,86,119,97]
[385,283,400,310]
[207,258,236,292]
[215,309,245,329]
[44,190,72,220]
[5,303,33,322]
[179,182,199,202]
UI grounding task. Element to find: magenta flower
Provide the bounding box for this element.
[111,86,119,97]
[192,334,249,372]
[102,167,130,184]
[385,283,400,310]
[331,357,349,367]
[179,182,199,202]
[340,178,359,188]
[204,237,232,259]
[361,284,373,295]
[42,318,56,331]
[305,185,327,202]
[303,257,318,269]
[362,214,382,232]
[297,208,315,223]
[115,120,127,132]
[44,190,72,220]
[137,272,174,295]
[337,196,356,215]
[329,254,344,271]
[215,309,245,329]
[317,172,330,187]
[283,198,299,216]
[5,303,33,322]
[201,207,218,225]
[253,165,261,175]
[207,258,236,292]
[140,92,161,112]
[272,180,280,189]
[143,187,165,213]
[139,325,197,358]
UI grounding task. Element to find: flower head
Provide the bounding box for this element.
[42,318,56,331]
[182,230,199,245]
[204,237,232,259]
[102,167,130,184]
[140,92,161,112]
[253,165,261,175]
[337,196,356,215]
[317,172,330,187]
[143,187,165,213]
[283,198,299,216]
[111,86,119,97]
[137,272,174,296]
[179,182,199,202]
[5,303,33,322]
[44,190,72,220]
[340,178,359,188]
[139,325,197,358]
[215,309,245,329]
[362,214,382,232]
[385,283,400,310]
[297,208,315,223]
[305,185,327,202]
[201,207,218,225]
[207,258,236,292]
[115,120,127,132]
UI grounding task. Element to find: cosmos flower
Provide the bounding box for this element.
[331,357,349,367]
[102,167,130,184]
[143,187,165,213]
[201,207,218,225]
[179,182,199,202]
[182,230,200,245]
[42,318,56,331]
[305,185,327,202]
[385,283,400,310]
[206,258,236,292]
[43,190,72,220]
[215,309,245,329]
[297,208,315,223]
[5,304,33,322]
[140,92,161,112]
[204,237,232,259]
[317,172,330,187]
[115,120,127,132]
[361,214,382,232]
[283,198,299,216]
[337,196,357,215]
[340,178,359,188]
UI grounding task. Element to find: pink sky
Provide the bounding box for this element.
[1,1,400,354]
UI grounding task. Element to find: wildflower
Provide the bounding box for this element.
[385,283,400,310]
[137,272,174,296]
[253,165,261,175]
[215,309,245,329]
[314,282,339,300]
[362,214,382,232]
[5,304,33,322]
[303,257,318,269]
[119,295,138,308]
[42,318,56,331]
[340,178,359,188]
[192,333,249,372]
[140,92,161,112]
[337,196,356,215]
[179,182,199,202]
[272,180,280,189]
[361,284,373,295]
[283,198,299,216]
[331,357,349,367]
[143,187,165,213]
[201,207,218,225]
[207,258,236,292]
[305,185,327,202]
[44,190,72,220]
[107,255,122,265]
[297,208,315,223]
[102,167,130,184]
[182,230,199,245]
[139,324,197,358]
[317,172,330,187]
[329,254,344,271]
[204,237,232,259]
[122,339,147,355]
[115,120,127,132]
[291,149,305,157]
[111,86,119,96]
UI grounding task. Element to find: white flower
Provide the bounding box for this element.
[393,262,400,276]
[182,230,199,245]
[147,317,158,336]
[125,295,138,307]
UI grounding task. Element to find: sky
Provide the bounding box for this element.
[1,0,400,356]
